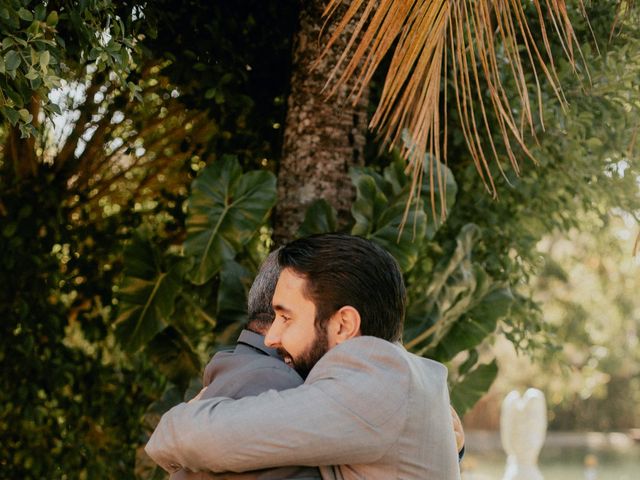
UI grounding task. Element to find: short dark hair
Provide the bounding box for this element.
[246,248,281,333]
[277,234,405,342]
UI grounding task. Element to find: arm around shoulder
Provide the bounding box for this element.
[146,337,411,473]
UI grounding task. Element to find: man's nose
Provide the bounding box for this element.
[264,319,282,348]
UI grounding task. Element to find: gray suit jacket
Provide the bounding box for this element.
[171,330,320,480]
[201,330,304,399]
[146,336,461,479]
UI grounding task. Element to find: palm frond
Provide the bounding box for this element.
[318,0,587,211]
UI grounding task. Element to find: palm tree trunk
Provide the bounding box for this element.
[273,0,369,243]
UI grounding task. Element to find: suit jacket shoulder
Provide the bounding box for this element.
[304,336,412,430]
[201,350,303,400]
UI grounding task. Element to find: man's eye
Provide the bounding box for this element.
[280,315,291,323]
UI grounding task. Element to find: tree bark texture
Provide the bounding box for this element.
[274,0,369,243]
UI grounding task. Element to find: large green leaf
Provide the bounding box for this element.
[185,156,276,285]
[450,361,498,415]
[298,199,338,237]
[114,227,188,352]
[431,287,514,361]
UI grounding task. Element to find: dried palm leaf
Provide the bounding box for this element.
[318,0,588,218]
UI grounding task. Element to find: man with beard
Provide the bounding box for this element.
[147,234,462,479]
[170,249,321,480]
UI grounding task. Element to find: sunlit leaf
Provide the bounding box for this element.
[17,8,33,22]
[45,10,58,26]
[39,50,50,68]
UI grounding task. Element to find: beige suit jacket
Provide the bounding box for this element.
[146,336,461,479]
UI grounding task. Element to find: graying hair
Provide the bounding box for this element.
[246,248,282,331]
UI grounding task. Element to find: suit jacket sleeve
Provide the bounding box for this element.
[146,337,411,473]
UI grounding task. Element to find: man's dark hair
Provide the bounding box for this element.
[277,234,405,342]
[246,248,281,334]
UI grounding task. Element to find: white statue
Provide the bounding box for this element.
[500,388,547,480]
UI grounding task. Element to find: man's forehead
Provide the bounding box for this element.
[275,267,306,288]
[272,268,311,306]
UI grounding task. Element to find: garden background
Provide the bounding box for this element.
[1,1,639,478]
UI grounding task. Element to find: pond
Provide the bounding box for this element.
[461,432,640,480]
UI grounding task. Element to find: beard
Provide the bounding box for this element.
[278,324,329,379]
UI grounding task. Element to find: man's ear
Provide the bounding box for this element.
[328,306,361,346]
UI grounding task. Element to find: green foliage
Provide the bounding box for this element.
[216,260,253,327]
[0,1,60,136]
[1,2,298,474]
[399,223,514,414]
[350,164,426,272]
[350,156,457,272]
[114,157,277,411]
[1,1,292,478]
[2,0,640,476]
[432,288,514,362]
[0,0,141,136]
[140,0,300,170]
[0,170,163,478]
[146,327,201,390]
[404,224,515,359]
[430,0,640,413]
